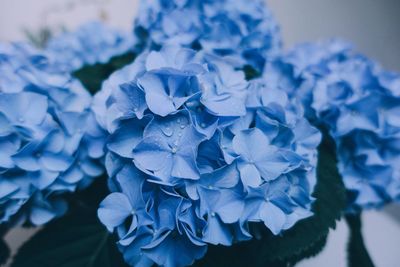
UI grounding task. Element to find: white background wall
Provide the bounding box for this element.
[1,0,400,266]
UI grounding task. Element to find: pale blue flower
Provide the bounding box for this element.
[94,45,320,266]
[272,40,400,209]
[0,43,102,226]
[232,128,294,187]
[133,111,205,183]
[242,178,296,235]
[46,21,135,72]
[134,0,282,72]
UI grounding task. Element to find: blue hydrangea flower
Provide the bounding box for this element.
[134,0,282,72]
[95,45,320,266]
[46,21,135,72]
[0,43,103,225]
[266,40,400,210]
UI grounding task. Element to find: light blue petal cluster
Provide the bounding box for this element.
[134,0,282,72]
[46,21,135,72]
[0,43,103,225]
[264,40,400,209]
[95,46,320,267]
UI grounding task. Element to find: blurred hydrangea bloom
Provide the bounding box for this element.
[134,0,282,72]
[46,21,135,72]
[264,40,400,209]
[0,43,103,225]
[95,46,320,267]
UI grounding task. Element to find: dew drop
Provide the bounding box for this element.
[162,126,174,137]
[351,110,358,116]
[211,212,216,217]
[171,147,177,154]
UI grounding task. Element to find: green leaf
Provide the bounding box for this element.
[243,65,261,80]
[193,130,347,267]
[73,52,135,94]
[11,176,129,267]
[346,213,375,267]
[11,210,128,267]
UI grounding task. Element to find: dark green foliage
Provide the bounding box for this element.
[243,64,261,80]
[73,52,136,94]
[11,177,129,267]
[346,214,375,267]
[10,211,128,267]
[193,132,347,267]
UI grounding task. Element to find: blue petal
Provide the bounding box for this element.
[107,119,144,158]
[139,73,176,116]
[259,202,286,235]
[0,92,48,125]
[98,193,133,232]
[202,216,232,246]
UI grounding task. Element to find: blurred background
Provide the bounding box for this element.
[0,0,399,266]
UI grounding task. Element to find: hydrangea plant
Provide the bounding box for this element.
[263,40,400,210]
[94,46,320,267]
[1,1,398,267]
[46,21,135,72]
[0,43,103,226]
[134,0,281,72]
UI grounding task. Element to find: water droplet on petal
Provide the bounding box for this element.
[351,110,358,116]
[162,126,174,137]
[200,123,206,128]
[211,212,216,217]
[171,147,177,154]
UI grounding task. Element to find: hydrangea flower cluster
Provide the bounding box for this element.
[263,40,400,209]
[46,21,135,72]
[95,46,321,267]
[0,43,103,225]
[134,0,281,72]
